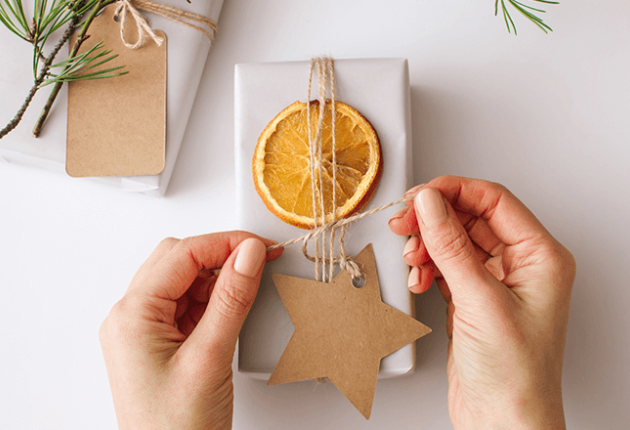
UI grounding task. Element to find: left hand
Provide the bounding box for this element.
[99,231,283,430]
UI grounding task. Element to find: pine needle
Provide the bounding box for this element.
[40,41,127,87]
[495,0,558,35]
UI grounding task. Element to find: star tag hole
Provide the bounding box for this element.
[352,276,366,289]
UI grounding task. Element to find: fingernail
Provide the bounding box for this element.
[415,188,448,229]
[407,266,421,291]
[404,184,426,198]
[389,207,408,223]
[234,238,266,277]
[403,236,419,258]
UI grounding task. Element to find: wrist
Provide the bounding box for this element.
[483,390,566,430]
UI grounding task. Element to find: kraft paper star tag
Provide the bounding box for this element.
[267,243,431,419]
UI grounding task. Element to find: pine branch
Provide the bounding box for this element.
[32,0,105,137]
[0,0,119,139]
[0,8,81,139]
[31,0,107,76]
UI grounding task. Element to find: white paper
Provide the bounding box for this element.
[0,0,224,197]
[235,58,416,380]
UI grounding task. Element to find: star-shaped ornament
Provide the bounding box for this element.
[268,244,431,419]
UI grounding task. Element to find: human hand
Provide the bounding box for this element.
[388,176,575,430]
[99,231,283,430]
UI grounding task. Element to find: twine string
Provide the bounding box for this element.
[306,59,320,281]
[114,0,218,50]
[316,59,328,282]
[267,194,415,259]
[328,58,337,283]
[114,0,162,49]
[269,57,414,281]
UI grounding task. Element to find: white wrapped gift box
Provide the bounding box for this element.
[0,0,224,197]
[235,58,419,380]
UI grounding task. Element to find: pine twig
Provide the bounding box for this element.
[32,0,103,137]
[0,9,81,140]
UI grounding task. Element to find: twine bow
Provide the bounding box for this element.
[268,193,416,278]
[114,0,218,50]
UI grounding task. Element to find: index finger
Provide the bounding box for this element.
[128,231,283,301]
[427,175,550,246]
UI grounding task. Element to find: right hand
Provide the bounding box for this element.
[388,176,575,430]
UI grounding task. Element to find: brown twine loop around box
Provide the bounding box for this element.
[267,57,417,283]
[114,0,218,50]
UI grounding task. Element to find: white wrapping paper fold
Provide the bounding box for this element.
[0,0,224,197]
[235,58,417,379]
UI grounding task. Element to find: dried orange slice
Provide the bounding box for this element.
[253,100,382,229]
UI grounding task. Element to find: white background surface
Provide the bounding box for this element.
[1,0,629,429]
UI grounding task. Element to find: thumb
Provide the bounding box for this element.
[414,188,497,304]
[181,237,267,370]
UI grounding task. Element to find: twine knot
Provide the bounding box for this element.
[114,0,218,50]
[114,0,163,49]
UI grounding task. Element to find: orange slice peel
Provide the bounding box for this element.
[253,100,382,230]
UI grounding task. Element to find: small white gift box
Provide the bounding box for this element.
[235,58,420,380]
[0,0,224,197]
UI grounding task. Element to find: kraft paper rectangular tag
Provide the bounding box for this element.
[66,4,166,178]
